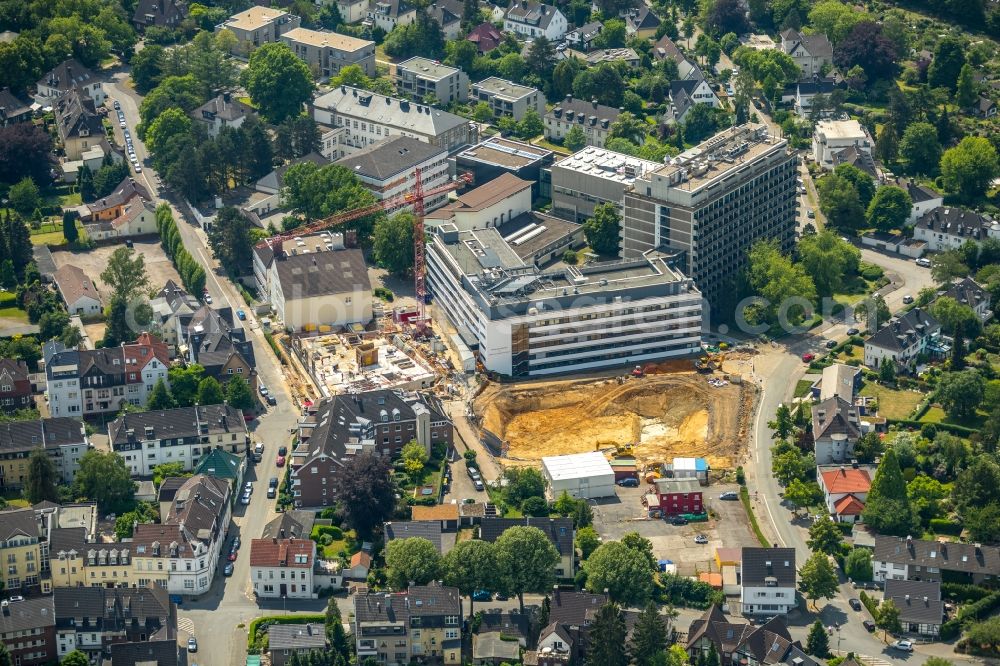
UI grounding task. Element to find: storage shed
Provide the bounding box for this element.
[541,451,616,500]
[670,456,710,484]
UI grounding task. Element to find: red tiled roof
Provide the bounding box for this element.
[249,538,314,568]
[122,332,171,370]
[833,494,866,516]
[821,468,871,494]
[350,551,372,568]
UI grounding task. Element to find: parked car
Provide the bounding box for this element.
[253,442,264,462]
[133,163,142,173]
[241,493,251,505]
[472,590,492,601]
[6,596,24,603]
[267,394,277,406]
[188,638,198,653]
[670,516,688,526]
[802,353,815,363]
[267,487,276,499]
[862,620,876,632]
[113,100,121,110]
[617,477,639,487]
[849,598,862,611]
[825,340,837,349]
[493,592,508,601]
[228,550,238,562]
[276,456,286,467]
[719,491,738,500]
[269,477,279,488]
[902,294,914,304]
[890,640,914,652]
[204,294,212,304]
[473,479,484,491]
[916,257,931,267]
[237,309,246,320]
[259,385,269,397]
[468,466,481,480]
[694,534,708,544]
[223,563,234,577]
[233,536,241,550]
[846,327,859,336]
[278,446,287,457]
[806,209,815,218]
[244,482,253,495]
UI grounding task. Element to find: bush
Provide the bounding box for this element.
[374,287,394,302]
[943,583,993,604]
[860,262,884,280]
[521,496,550,516]
[736,466,745,485]
[319,534,333,546]
[562,250,578,264]
[859,590,879,616]
[930,518,963,536]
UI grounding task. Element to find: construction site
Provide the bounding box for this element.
[473,358,757,471]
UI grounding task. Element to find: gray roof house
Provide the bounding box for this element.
[940,277,992,323]
[884,579,943,637]
[811,396,862,465]
[480,517,575,578]
[269,623,328,666]
[384,520,445,553]
[740,547,796,616]
[874,535,1000,584]
[863,308,941,370]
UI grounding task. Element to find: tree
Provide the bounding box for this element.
[584,540,655,605]
[784,478,822,509]
[808,0,870,44]
[282,163,378,227]
[152,462,187,488]
[941,137,1000,202]
[339,453,395,536]
[798,231,860,296]
[564,125,587,153]
[208,207,254,277]
[400,440,427,476]
[74,450,136,513]
[875,599,902,639]
[517,109,544,140]
[683,104,721,144]
[145,107,192,155]
[551,58,583,99]
[629,602,668,665]
[526,35,555,79]
[937,370,985,421]
[472,102,493,123]
[608,112,646,144]
[25,448,58,505]
[875,124,899,164]
[807,515,843,555]
[8,177,39,217]
[844,547,873,582]
[706,0,749,36]
[931,296,982,339]
[60,651,89,666]
[816,173,864,233]
[572,63,625,108]
[131,44,164,93]
[196,377,225,406]
[385,537,441,590]
[324,596,350,658]
[101,247,150,304]
[956,64,978,109]
[799,551,838,609]
[832,22,897,83]
[834,164,876,207]
[952,456,1000,514]
[146,378,175,410]
[747,240,817,325]
[576,526,601,559]
[583,203,621,256]
[240,42,314,123]
[225,376,255,411]
[443,540,497,617]
[494,526,560,613]
[168,365,205,407]
[861,448,915,535]
[587,602,628,666]
[501,467,545,506]
[806,619,829,657]
[927,36,966,91]
[866,186,912,232]
[899,122,942,175]
[62,211,79,244]
[0,123,54,186]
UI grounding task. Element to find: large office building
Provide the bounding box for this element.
[426,226,702,377]
[622,124,798,307]
[551,147,661,222]
[335,135,450,213]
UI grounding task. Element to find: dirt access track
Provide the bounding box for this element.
[475,364,754,470]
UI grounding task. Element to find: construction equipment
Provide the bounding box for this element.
[255,169,471,315]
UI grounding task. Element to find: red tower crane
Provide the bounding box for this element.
[256,169,470,315]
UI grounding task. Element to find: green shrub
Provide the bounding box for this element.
[942,583,993,604]
[319,534,333,546]
[374,287,394,302]
[930,518,963,536]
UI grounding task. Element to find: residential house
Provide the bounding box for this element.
[53,264,102,316]
[977,96,997,119]
[36,59,105,107]
[334,135,450,211]
[46,348,129,418]
[780,29,832,76]
[740,547,796,616]
[535,589,606,663]
[0,418,89,487]
[395,57,469,105]
[564,22,601,50]
[180,306,257,390]
[311,86,476,156]
[818,362,861,403]
[53,89,104,161]
[913,206,999,253]
[120,332,170,407]
[132,0,184,31]
[384,521,444,553]
[651,477,703,516]
[544,95,621,148]
[216,7,301,56]
[503,1,567,41]
[255,152,329,195]
[622,6,660,38]
[269,623,327,666]
[148,281,201,347]
[818,466,871,523]
[281,28,376,78]
[250,537,316,599]
[0,509,44,593]
[191,92,254,138]
[669,76,720,122]
[261,512,315,541]
[427,0,462,39]
[354,583,462,666]
[83,177,151,223]
[83,197,156,241]
[584,48,640,67]
[0,596,57,666]
[466,23,502,53]
[291,390,452,507]
[812,119,873,170]
[469,77,545,122]
[791,76,841,117]
[873,535,1000,585]
[902,180,943,224]
[812,396,862,465]
[473,612,530,665]
[109,639,179,666]
[335,0,368,24]
[0,88,32,126]
[108,404,249,476]
[864,308,941,370]
[884,579,943,637]
[49,526,141,589]
[53,586,175,659]
[424,172,533,231]
[193,448,247,501]
[366,0,416,33]
[346,551,371,580]
[130,474,232,596]
[479,517,574,578]
[0,359,32,414]
[652,35,698,80]
[409,504,459,531]
[687,606,818,666]
[940,277,992,323]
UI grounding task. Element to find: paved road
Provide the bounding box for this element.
[106,72,318,666]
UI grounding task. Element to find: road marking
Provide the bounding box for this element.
[178,618,195,635]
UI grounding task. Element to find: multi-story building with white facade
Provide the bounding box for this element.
[469,77,545,122]
[812,118,873,170]
[311,86,476,156]
[131,475,232,596]
[912,206,999,252]
[550,147,661,222]
[395,57,468,105]
[45,348,126,418]
[216,7,301,56]
[108,405,249,476]
[780,29,832,76]
[425,173,533,230]
[249,538,316,599]
[941,277,993,323]
[811,396,861,465]
[503,0,567,40]
[863,308,941,370]
[544,95,621,149]
[366,0,416,33]
[740,547,796,616]
[190,92,254,138]
[36,59,105,107]
[426,225,702,378]
[121,333,170,408]
[281,27,376,78]
[335,135,450,212]
[53,586,175,661]
[334,0,368,23]
[355,584,462,665]
[873,535,1000,585]
[0,418,89,485]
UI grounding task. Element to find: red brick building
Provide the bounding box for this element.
[0,359,32,414]
[653,477,703,516]
[0,597,56,665]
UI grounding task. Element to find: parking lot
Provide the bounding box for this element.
[52,238,183,298]
[593,482,755,576]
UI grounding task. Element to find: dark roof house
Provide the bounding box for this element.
[132,0,184,30]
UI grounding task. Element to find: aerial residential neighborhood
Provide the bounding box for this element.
[0,0,999,663]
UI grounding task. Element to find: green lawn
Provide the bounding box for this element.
[794,379,814,399]
[0,291,27,322]
[919,405,987,430]
[859,382,926,420]
[30,230,65,246]
[532,138,572,155]
[830,344,864,364]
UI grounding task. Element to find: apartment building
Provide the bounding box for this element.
[669,76,721,123]
[455,137,553,200]
[108,404,249,477]
[180,306,257,391]
[503,1,567,40]
[53,586,175,660]
[149,281,202,347]
[780,29,832,76]
[426,226,702,377]
[190,92,254,138]
[812,119,873,170]
[424,173,533,231]
[249,538,316,599]
[131,475,232,596]
[121,332,170,408]
[0,418,89,487]
[335,135,450,212]
[469,77,545,122]
[311,86,476,156]
[687,608,815,666]
[366,0,416,33]
[0,359,32,414]
[863,308,941,370]
[395,57,468,105]
[292,390,452,507]
[0,597,57,666]
[48,527,135,589]
[740,547,796,616]
[551,146,661,222]
[281,27,376,78]
[480,517,575,577]
[811,396,862,465]
[53,88,105,162]
[622,124,798,307]
[269,623,328,666]
[913,206,999,252]
[46,348,127,418]
[217,7,301,56]
[544,96,621,148]
[36,59,105,107]
[0,509,44,594]
[354,583,462,665]
[874,535,1000,585]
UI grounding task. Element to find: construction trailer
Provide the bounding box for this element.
[541,451,616,500]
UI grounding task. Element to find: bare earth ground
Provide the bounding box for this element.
[475,361,755,470]
[51,238,182,297]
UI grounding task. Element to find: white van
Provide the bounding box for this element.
[253,442,264,462]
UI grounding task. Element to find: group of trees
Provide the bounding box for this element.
[208,207,260,278]
[99,246,150,348]
[156,203,207,296]
[147,369,253,412]
[581,601,685,666]
[78,156,132,204]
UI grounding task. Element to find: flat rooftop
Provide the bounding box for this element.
[472,76,537,100]
[553,146,661,185]
[457,136,550,169]
[397,57,460,81]
[223,6,288,31]
[815,118,868,140]
[282,27,372,51]
[300,334,437,397]
[496,212,580,262]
